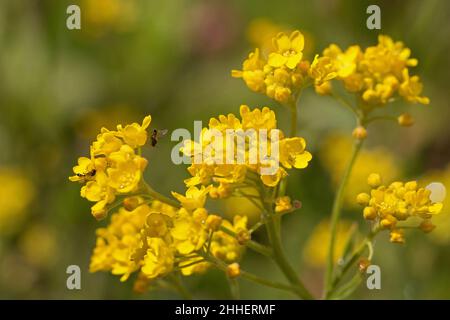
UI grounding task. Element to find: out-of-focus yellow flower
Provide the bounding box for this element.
[0,168,34,236]
[82,0,137,36]
[357,174,443,244]
[320,134,400,208]
[181,105,311,193]
[303,219,354,268]
[19,224,58,268]
[69,116,151,219]
[223,187,262,225]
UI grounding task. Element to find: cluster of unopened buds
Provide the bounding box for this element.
[69,28,444,299]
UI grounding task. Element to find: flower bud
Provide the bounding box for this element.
[352,126,367,140]
[367,173,382,188]
[206,215,222,231]
[419,220,435,233]
[123,196,141,211]
[398,113,414,127]
[236,230,251,245]
[363,206,377,220]
[356,193,370,206]
[226,263,240,278]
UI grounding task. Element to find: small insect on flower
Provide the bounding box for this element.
[76,169,97,182]
[151,129,169,147]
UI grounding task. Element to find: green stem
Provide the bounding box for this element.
[324,139,363,298]
[330,230,377,292]
[201,252,299,296]
[143,182,181,208]
[290,102,298,137]
[169,274,192,300]
[219,226,272,257]
[265,206,314,300]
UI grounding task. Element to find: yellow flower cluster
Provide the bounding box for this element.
[69,116,151,220]
[232,31,310,104]
[181,105,312,195]
[90,190,249,283]
[357,173,443,244]
[315,35,429,107]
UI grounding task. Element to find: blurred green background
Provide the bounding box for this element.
[0,0,449,299]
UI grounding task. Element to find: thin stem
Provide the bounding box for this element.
[330,231,377,291]
[200,252,299,295]
[219,226,272,257]
[331,93,359,119]
[169,274,192,300]
[290,101,298,137]
[143,182,181,208]
[264,203,314,300]
[324,138,363,298]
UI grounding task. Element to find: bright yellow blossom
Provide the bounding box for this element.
[181,105,311,192]
[70,116,151,219]
[357,174,443,244]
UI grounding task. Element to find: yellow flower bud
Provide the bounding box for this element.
[206,215,222,231]
[398,113,414,127]
[352,126,367,140]
[123,196,141,211]
[419,220,435,233]
[236,230,251,245]
[356,193,370,206]
[315,81,332,95]
[390,229,405,244]
[381,215,397,229]
[226,263,241,278]
[367,173,382,188]
[363,206,377,220]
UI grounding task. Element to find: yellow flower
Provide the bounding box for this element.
[70,115,151,219]
[141,237,174,279]
[181,105,311,191]
[210,215,248,263]
[268,31,305,69]
[89,205,149,281]
[172,186,210,211]
[116,115,152,148]
[170,208,208,255]
[357,174,443,244]
[399,68,430,104]
[179,257,210,276]
[275,196,292,213]
[308,54,337,85]
[233,30,309,103]
[319,35,428,109]
[279,137,312,169]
